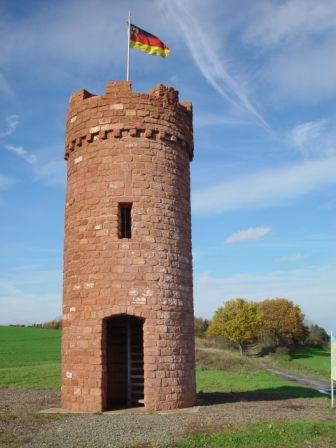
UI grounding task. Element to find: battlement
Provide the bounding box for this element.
[65,82,193,161]
[69,81,183,104]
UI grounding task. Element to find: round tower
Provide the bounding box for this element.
[61,81,195,412]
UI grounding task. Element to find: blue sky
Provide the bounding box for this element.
[0,0,335,330]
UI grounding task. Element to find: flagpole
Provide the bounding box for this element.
[332,331,334,409]
[126,11,131,81]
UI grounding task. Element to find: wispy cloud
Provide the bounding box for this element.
[244,0,336,47]
[290,119,327,150]
[225,226,270,244]
[0,115,37,165]
[240,1,336,103]
[277,253,305,263]
[289,118,336,159]
[192,156,336,214]
[0,115,19,138]
[161,0,268,128]
[3,143,37,165]
[0,114,64,187]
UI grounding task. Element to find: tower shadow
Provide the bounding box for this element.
[197,386,324,405]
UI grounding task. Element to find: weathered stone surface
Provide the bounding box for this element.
[62,81,196,413]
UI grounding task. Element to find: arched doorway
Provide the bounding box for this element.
[103,315,144,410]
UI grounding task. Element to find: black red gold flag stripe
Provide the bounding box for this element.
[130,24,170,58]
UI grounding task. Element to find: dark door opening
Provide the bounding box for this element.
[104,315,144,410]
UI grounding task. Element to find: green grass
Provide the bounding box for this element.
[195,341,323,401]
[0,326,61,389]
[175,421,336,448]
[0,327,327,399]
[196,368,322,401]
[0,329,332,448]
[268,347,330,381]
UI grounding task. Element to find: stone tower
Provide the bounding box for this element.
[61,81,195,412]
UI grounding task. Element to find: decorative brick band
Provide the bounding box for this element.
[64,124,192,160]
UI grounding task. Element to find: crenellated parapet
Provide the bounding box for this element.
[65,81,193,161]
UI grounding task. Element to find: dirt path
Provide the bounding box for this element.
[252,358,331,393]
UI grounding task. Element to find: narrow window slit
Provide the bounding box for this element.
[119,203,132,238]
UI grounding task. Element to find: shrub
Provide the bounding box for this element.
[194,317,210,338]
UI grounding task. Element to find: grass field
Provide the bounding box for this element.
[195,341,322,401]
[0,328,334,448]
[175,421,336,448]
[0,327,324,399]
[0,326,61,389]
[267,347,330,381]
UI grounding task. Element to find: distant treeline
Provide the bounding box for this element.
[10,319,62,330]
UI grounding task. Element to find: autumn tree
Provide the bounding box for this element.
[207,299,262,354]
[258,298,306,347]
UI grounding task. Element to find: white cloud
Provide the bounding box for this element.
[0,115,19,138]
[194,264,336,331]
[239,1,336,103]
[290,120,327,151]
[192,156,336,214]
[161,0,268,128]
[0,115,37,165]
[289,118,336,159]
[0,117,64,184]
[3,143,37,165]
[277,253,305,263]
[225,226,270,244]
[244,0,336,47]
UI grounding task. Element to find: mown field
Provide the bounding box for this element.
[195,340,322,401]
[0,326,327,395]
[0,327,334,448]
[267,346,330,381]
[0,326,61,389]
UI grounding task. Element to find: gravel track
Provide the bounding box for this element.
[27,398,335,447]
[0,389,60,414]
[1,389,334,448]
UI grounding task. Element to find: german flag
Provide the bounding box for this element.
[130,24,170,58]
